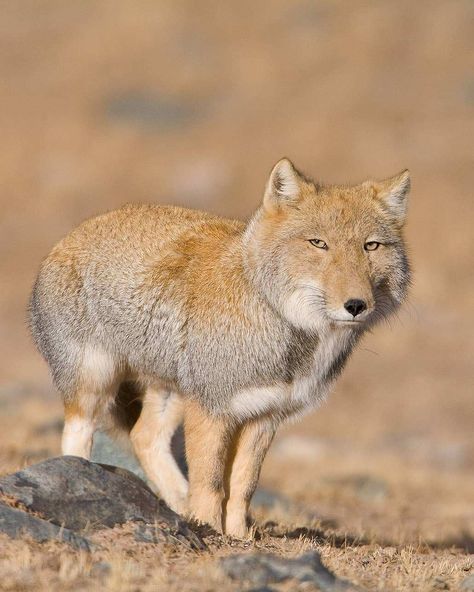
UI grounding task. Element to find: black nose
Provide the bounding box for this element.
[344,299,367,317]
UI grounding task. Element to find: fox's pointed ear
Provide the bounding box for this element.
[375,169,411,226]
[263,158,304,210]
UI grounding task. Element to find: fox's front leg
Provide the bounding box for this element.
[184,399,232,532]
[223,416,277,538]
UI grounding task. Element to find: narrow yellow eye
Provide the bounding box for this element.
[364,241,380,251]
[309,239,328,249]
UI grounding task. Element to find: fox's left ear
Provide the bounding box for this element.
[374,169,411,226]
[263,158,305,211]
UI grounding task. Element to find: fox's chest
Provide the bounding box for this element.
[229,329,355,421]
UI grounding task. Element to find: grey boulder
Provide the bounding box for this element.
[0,456,205,550]
[221,551,363,591]
[0,503,91,550]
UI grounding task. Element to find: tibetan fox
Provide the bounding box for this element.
[29,158,410,538]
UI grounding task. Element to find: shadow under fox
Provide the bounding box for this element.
[29,158,410,538]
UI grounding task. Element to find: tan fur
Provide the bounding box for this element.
[184,400,231,532]
[130,386,187,514]
[29,159,411,538]
[223,417,276,538]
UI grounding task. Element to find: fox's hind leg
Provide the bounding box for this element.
[130,386,188,515]
[61,344,119,459]
[62,396,99,459]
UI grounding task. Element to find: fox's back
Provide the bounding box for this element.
[33,203,245,317]
[50,203,243,267]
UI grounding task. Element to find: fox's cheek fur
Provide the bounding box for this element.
[365,246,411,324]
[281,280,328,332]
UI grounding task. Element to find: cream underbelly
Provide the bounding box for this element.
[229,327,353,421]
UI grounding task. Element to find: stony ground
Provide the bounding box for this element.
[0,385,473,592]
[0,1,473,591]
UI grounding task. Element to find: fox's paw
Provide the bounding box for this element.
[224,510,252,539]
[166,492,189,517]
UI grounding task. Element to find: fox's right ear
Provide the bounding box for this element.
[263,158,304,211]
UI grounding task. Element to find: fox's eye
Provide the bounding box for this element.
[309,239,328,249]
[364,241,380,251]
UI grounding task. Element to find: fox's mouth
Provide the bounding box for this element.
[331,318,366,326]
[327,309,373,325]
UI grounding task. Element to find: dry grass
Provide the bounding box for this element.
[0,388,473,591]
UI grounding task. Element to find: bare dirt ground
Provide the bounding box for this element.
[0,1,473,590]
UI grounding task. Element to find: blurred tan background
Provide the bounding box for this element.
[0,0,473,550]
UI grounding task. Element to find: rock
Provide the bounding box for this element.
[0,502,91,550]
[285,1,329,30]
[90,562,111,577]
[461,575,474,591]
[221,551,363,591]
[91,431,148,483]
[432,576,449,590]
[251,487,330,526]
[322,474,388,502]
[0,456,161,530]
[251,488,292,512]
[0,456,205,550]
[91,427,188,483]
[135,522,206,551]
[105,92,206,131]
[382,433,467,470]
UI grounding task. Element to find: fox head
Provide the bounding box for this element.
[245,158,411,332]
